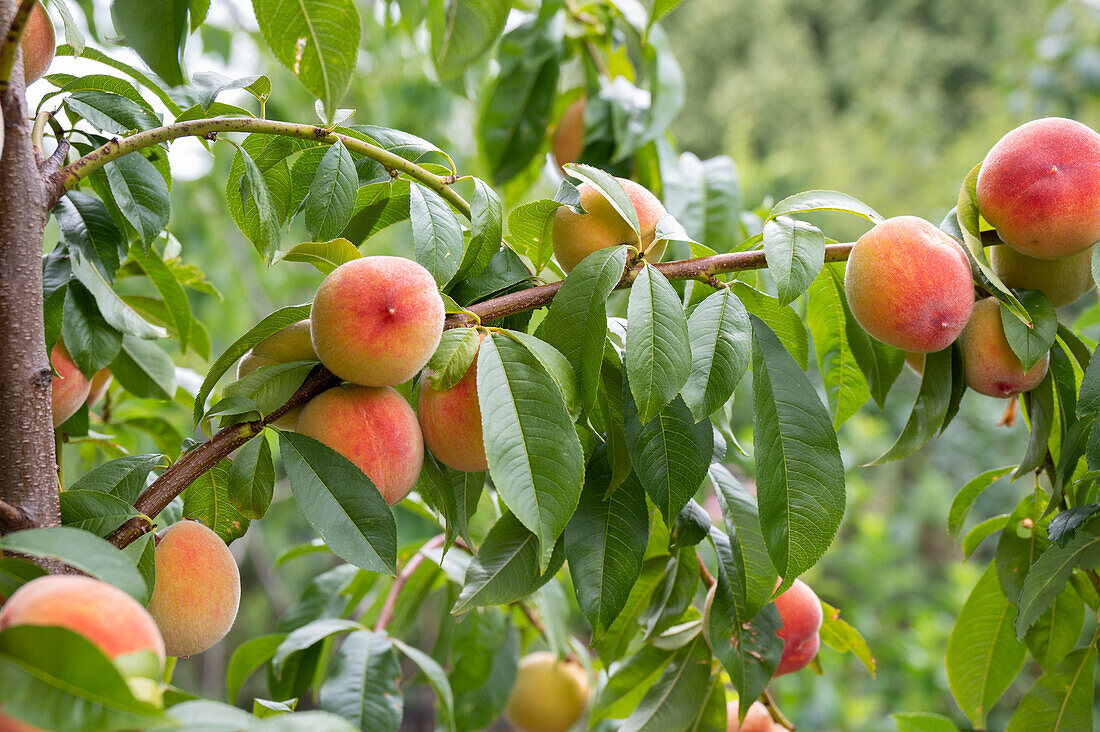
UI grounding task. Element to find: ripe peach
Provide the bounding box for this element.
[0,575,165,663]
[146,520,240,658]
[86,368,112,406]
[773,579,823,677]
[417,337,486,472]
[990,245,1094,308]
[727,701,774,732]
[21,2,54,85]
[0,713,41,732]
[844,216,974,352]
[552,179,667,273]
[237,320,318,429]
[552,99,586,172]
[50,341,91,427]
[977,118,1100,259]
[310,257,444,387]
[958,298,1049,398]
[504,652,590,732]
[295,385,424,505]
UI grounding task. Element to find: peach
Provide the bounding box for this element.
[237,320,318,429]
[552,178,667,273]
[773,579,823,677]
[146,520,240,658]
[21,2,54,85]
[417,337,486,472]
[958,297,1049,398]
[727,701,774,732]
[977,118,1100,259]
[0,713,41,732]
[0,575,165,664]
[990,245,1094,308]
[50,341,91,427]
[310,257,444,387]
[552,99,586,173]
[295,385,424,505]
[844,216,974,352]
[87,368,112,406]
[504,652,589,732]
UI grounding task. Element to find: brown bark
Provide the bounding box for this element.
[0,0,57,534]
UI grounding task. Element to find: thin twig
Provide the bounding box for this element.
[0,0,36,94]
[761,689,796,730]
[696,552,715,588]
[514,600,548,638]
[374,534,446,632]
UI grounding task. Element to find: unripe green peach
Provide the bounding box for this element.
[774,578,823,677]
[727,701,774,732]
[990,244,1094,308]
[21,2,54,85]
[86,368,112,406]
[295,385,424,505]
[844,216,974,352]
[552,99,586,173]
[504,652,590,732]
[0,575,165,664]
[417,337,486,472]
[310,257,444,387]
[978,118,1100,260]
[50,341,91,427]
[146,520,240,658]
[958,297,1049,398]
[237,320,318,429]
[552,179,667,273]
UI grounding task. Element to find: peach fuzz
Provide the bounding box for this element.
[146,520,240,658]
[50,341,91,427]
[552,178,667,273]
[844,216,974,352]
[21,3,54,85]
[295,385,424,505]
[0,575,165,664]
[727,701,775,732]
[773,578,823,677]
[417,337,486,472]
[310,257,444,387]
[504,651,590,732]
[977,117,1100,259]
[958,298,1048,398]
[990,244,1094,308]
[552,98,586,173]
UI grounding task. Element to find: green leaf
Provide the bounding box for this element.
[627,262,691,424]
[275,238,361,275]
[110,335,176,400]
[0,527,145,601]
[708,464,776,620]
[620,634,713,732]
[425,328,480,391]
[1015,518,1100,636]
[453,512,565,613]
[221,361,313,421]
[110,0,188,86]
[565,164,642,242]
[273,619,363,678]
[410,182,464,287]
[682,288,750,422]
[129,244,191,352]
[451,614,519,729]
[1004,647,1095,732]
[842,274,905,410]
[226,136,301,260]
[228,432,275,520]
[948,466,1014,542]
[55,192,127,280]
[594,558,666,662]
[64,90,161,134]
[732,283,807,370]
[768,189,883,223]
[429,0,510,79]
[183,461,251,543]
[392,639,456,732]
[762,217,825,305]
[591,645,675,722]
[1000,291,1058,372]
[819,600,876,677]
[963,515,1011,559]
[103,152,170,248]
[280,432,398,575]
[236,144,282,263]
[458,179,502,280]
[59,490,141,540]
[646,0,686,36]
[227,633,285,703]
[1075,342,1100,419]
[565,450,649,635]
[639,553,698,640]
[507,198,563,272]
[0,626,165,732]
[945,563,1027,729]
[623,379,712,527]
[304,141,357,241]
[0,558,46,599]
[750,316,846,579]
[892,713,960,732]
[1015,372,1055,478]
[62,282,122,377]
[1024,585,1085,672]
[477,333,584,571]
[252,0,361,119]
[807,264,871,427]
[866,348,953,466]
[70,248,166,339]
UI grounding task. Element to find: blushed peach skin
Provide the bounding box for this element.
[552,179,667,273]
[552,98,586,173]
[417,338,486,472]
[727,701,775,732]
[958,298,1048,398]
[977,118,1100,260]
[773,578,823,677]
[990,244,1094,308]
[296,385,424,505]
[844,216,974,352]
[0,713,42,732]
[50,341,91,427]
[146,520,240,658]
[0,575,165,664]
[310,257,444,387]
[21,2,54,85]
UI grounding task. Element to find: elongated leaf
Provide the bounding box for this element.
[182,461,251,543]
[319,631,403,731]
[1076,342,1100,418]
[620,634,713,732]
[129,244,191,352]
[1005,647,1094,732]
[506,199,562,272]
[110,335,176,400]
[768,190,883,223]
[708,464,776,620]
[1000,291,1058,372]
[55,192,127,280]
[892,713,960,732]
[948,466,1014,542]
[276,238,361,275]
[70,248,166,339]
[682,288,751,422]
[594,559,666,662]
[280,432,398,575]
[945,563,1027,729]
[819,600,876,677]
[110,0,188,85]
[1024,585,1085,672]
[228,432,275,519]
[591,645,675,722]
[272,618,362,678]
[104,152,170,248]
[0,527,145,601]
[762,217,825,305]
[392,639,456,732]
[732,283,808,370]
[477,333,584,571]
[304,141,357,241]
[807,265,870,427]
[1015,518,1100,636]
[866,348,953,466]
[429,0,510,79]
[236,145,281,262]
[59,490,141,539]
[410,182,464,287]
[566,164,642,241]
[62,283,122,377]
[227,633,285,703]
[458,179,501,280]
[750,316,845,579]
[627,262,691,424]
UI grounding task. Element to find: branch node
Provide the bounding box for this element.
[0,498,32,532]
[204,131,218,141]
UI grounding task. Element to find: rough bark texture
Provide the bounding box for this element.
[0,0,57,534]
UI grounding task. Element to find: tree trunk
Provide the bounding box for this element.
[0,0,57,533]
